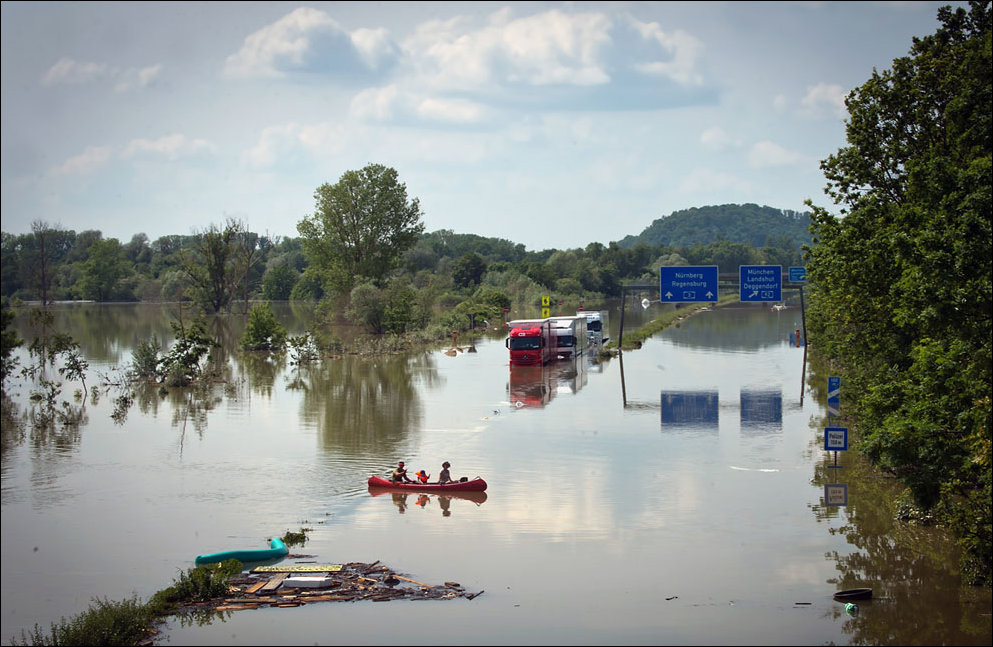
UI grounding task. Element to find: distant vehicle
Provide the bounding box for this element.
[505,319,554,366]
[577,310,609,346]
[548,315,589,359]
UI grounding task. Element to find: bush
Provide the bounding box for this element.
[240,301,287,351]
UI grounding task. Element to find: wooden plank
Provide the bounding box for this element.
[244,580,268,594]
[259,572,288,592]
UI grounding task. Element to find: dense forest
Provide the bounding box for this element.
[0,203,803,310]
[617,203,812,250]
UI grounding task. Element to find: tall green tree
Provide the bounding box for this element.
[297,164,424,295]
[804,0,991,584]
[181,219,241,313]
[76,237,131,301]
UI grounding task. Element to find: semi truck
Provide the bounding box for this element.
[577,310,609,346]
[548,315,589,359]
[505,319,554,366]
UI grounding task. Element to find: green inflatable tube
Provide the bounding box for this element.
[194,537,288,566]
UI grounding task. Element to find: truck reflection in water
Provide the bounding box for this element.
[507,357,588,409]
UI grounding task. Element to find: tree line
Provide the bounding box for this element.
[804,0,990,586]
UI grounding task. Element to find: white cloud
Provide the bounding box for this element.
[748,141,805,168]
[699,126,740,151]
[42,58,108,86]
[350,85,401,121]
[52,146,112,176]
[405,8,613,90]
[223,7,346,78]
[800,82,848,117]
[241,122,345,170]
[416,97,485,123]
[350,27,398,70]
[114,65,164,92]
[123,134,216,161]
[630,19,704,85]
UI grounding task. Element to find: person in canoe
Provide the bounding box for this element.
[415,469,430,484]
[438,461,454,485]
[391,461,413,483]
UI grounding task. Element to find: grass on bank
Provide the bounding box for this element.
[10,529,310,647]
[599,292,740,357]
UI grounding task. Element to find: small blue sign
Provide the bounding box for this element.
[789,266,807,282]
[739,265,782,302]
[824,427,848,451]
[661,390,719,427]
[659,266,718,303]
[827,376,841,417]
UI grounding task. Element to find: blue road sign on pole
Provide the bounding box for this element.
[739,265,782,302]
[659,266,718,303]
[824,427,849,451]
[827,376,841,417]
[789,266,807,282]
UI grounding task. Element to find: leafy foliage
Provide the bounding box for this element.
[298,163,425,294]
[618,204,812,250]
[804,0,991,585]
[240,301,288,351]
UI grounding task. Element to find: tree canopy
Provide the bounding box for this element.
[297,164,425,294]
[804,0,991,584]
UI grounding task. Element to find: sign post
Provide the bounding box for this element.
[824,426,848,469]
[827,376,841,418]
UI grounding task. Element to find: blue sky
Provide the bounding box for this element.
[0,1,961,251]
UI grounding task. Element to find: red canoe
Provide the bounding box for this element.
[367,475,487,492]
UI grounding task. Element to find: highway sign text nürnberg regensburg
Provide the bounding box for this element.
[739,265,782,302]
[659,266,718,303]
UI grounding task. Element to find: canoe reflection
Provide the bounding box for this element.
[368,487,488,515]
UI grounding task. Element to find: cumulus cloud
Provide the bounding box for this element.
[52,146,112,176]
[699,126,740,151]
[123,134,216,161]
[42,58,108,85]
[629,19,704,85]
[224,6,398,79]
[350,85,401,121]
[43,58,163,93]
[415,97,485,123]
[748,141,805,168]
[800,82,848,117]
[405,8,613,89]
[241,122,345,170]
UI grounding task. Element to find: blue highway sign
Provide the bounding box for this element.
[789,266,807,282]
[659,266,718,303]
[739,265,782,302]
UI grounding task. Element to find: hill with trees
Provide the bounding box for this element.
[616,203,812,250]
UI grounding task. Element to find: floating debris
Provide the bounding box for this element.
[179,561,482,615]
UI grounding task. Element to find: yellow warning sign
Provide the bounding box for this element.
[541,308,550,318]
[541,295,550,306]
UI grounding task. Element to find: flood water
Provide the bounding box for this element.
[1,301,990,646]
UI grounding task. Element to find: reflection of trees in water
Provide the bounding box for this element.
[810,439,991,644]
[663,305,800,350]
[1,391,26,459]
[289,354,423,453]
[238,351,287,399]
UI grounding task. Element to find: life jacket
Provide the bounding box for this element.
[417,470,429,483]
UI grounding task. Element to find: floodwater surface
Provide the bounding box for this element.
[1,302,989,645]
